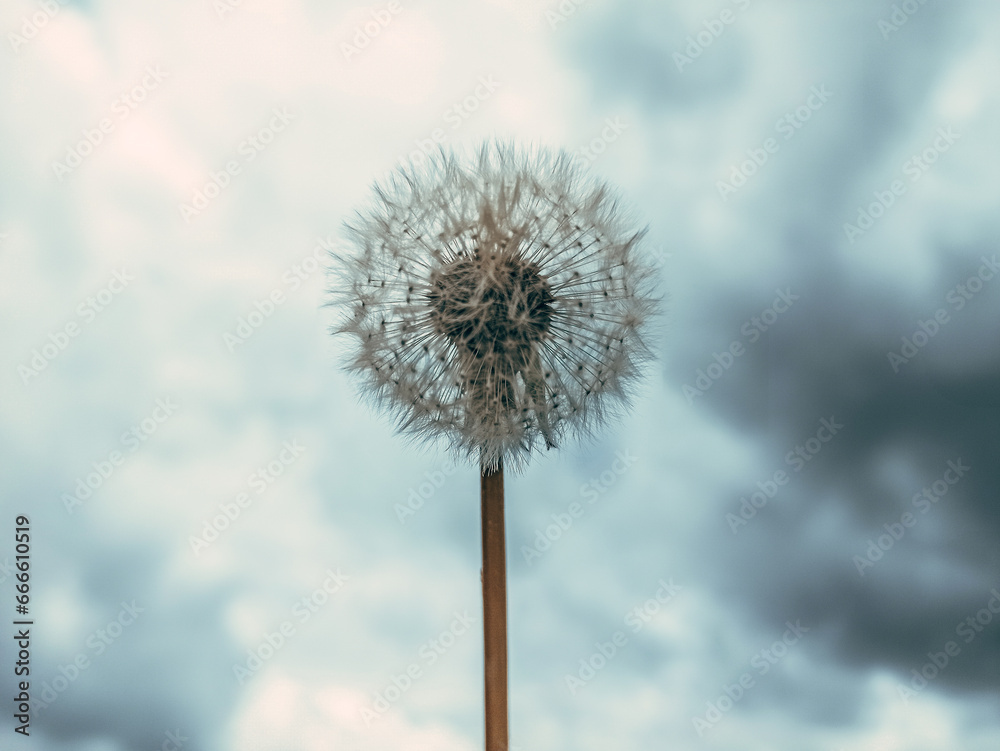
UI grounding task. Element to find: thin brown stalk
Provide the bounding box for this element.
[480,459,508,751]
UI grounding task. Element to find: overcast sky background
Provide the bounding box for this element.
[2,0,1000,749]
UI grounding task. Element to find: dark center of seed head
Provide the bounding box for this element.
[427,250,555,363]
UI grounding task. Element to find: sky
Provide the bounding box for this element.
[1,0,1000,749]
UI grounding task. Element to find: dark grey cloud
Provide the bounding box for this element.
[554,0,1000,735]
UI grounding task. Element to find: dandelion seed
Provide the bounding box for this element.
[330,141,657,472]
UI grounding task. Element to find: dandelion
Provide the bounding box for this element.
[330,141,658,749]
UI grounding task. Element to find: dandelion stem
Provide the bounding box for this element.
[480,459,508,751]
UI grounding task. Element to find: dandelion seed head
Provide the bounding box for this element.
[330,142,658,472]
